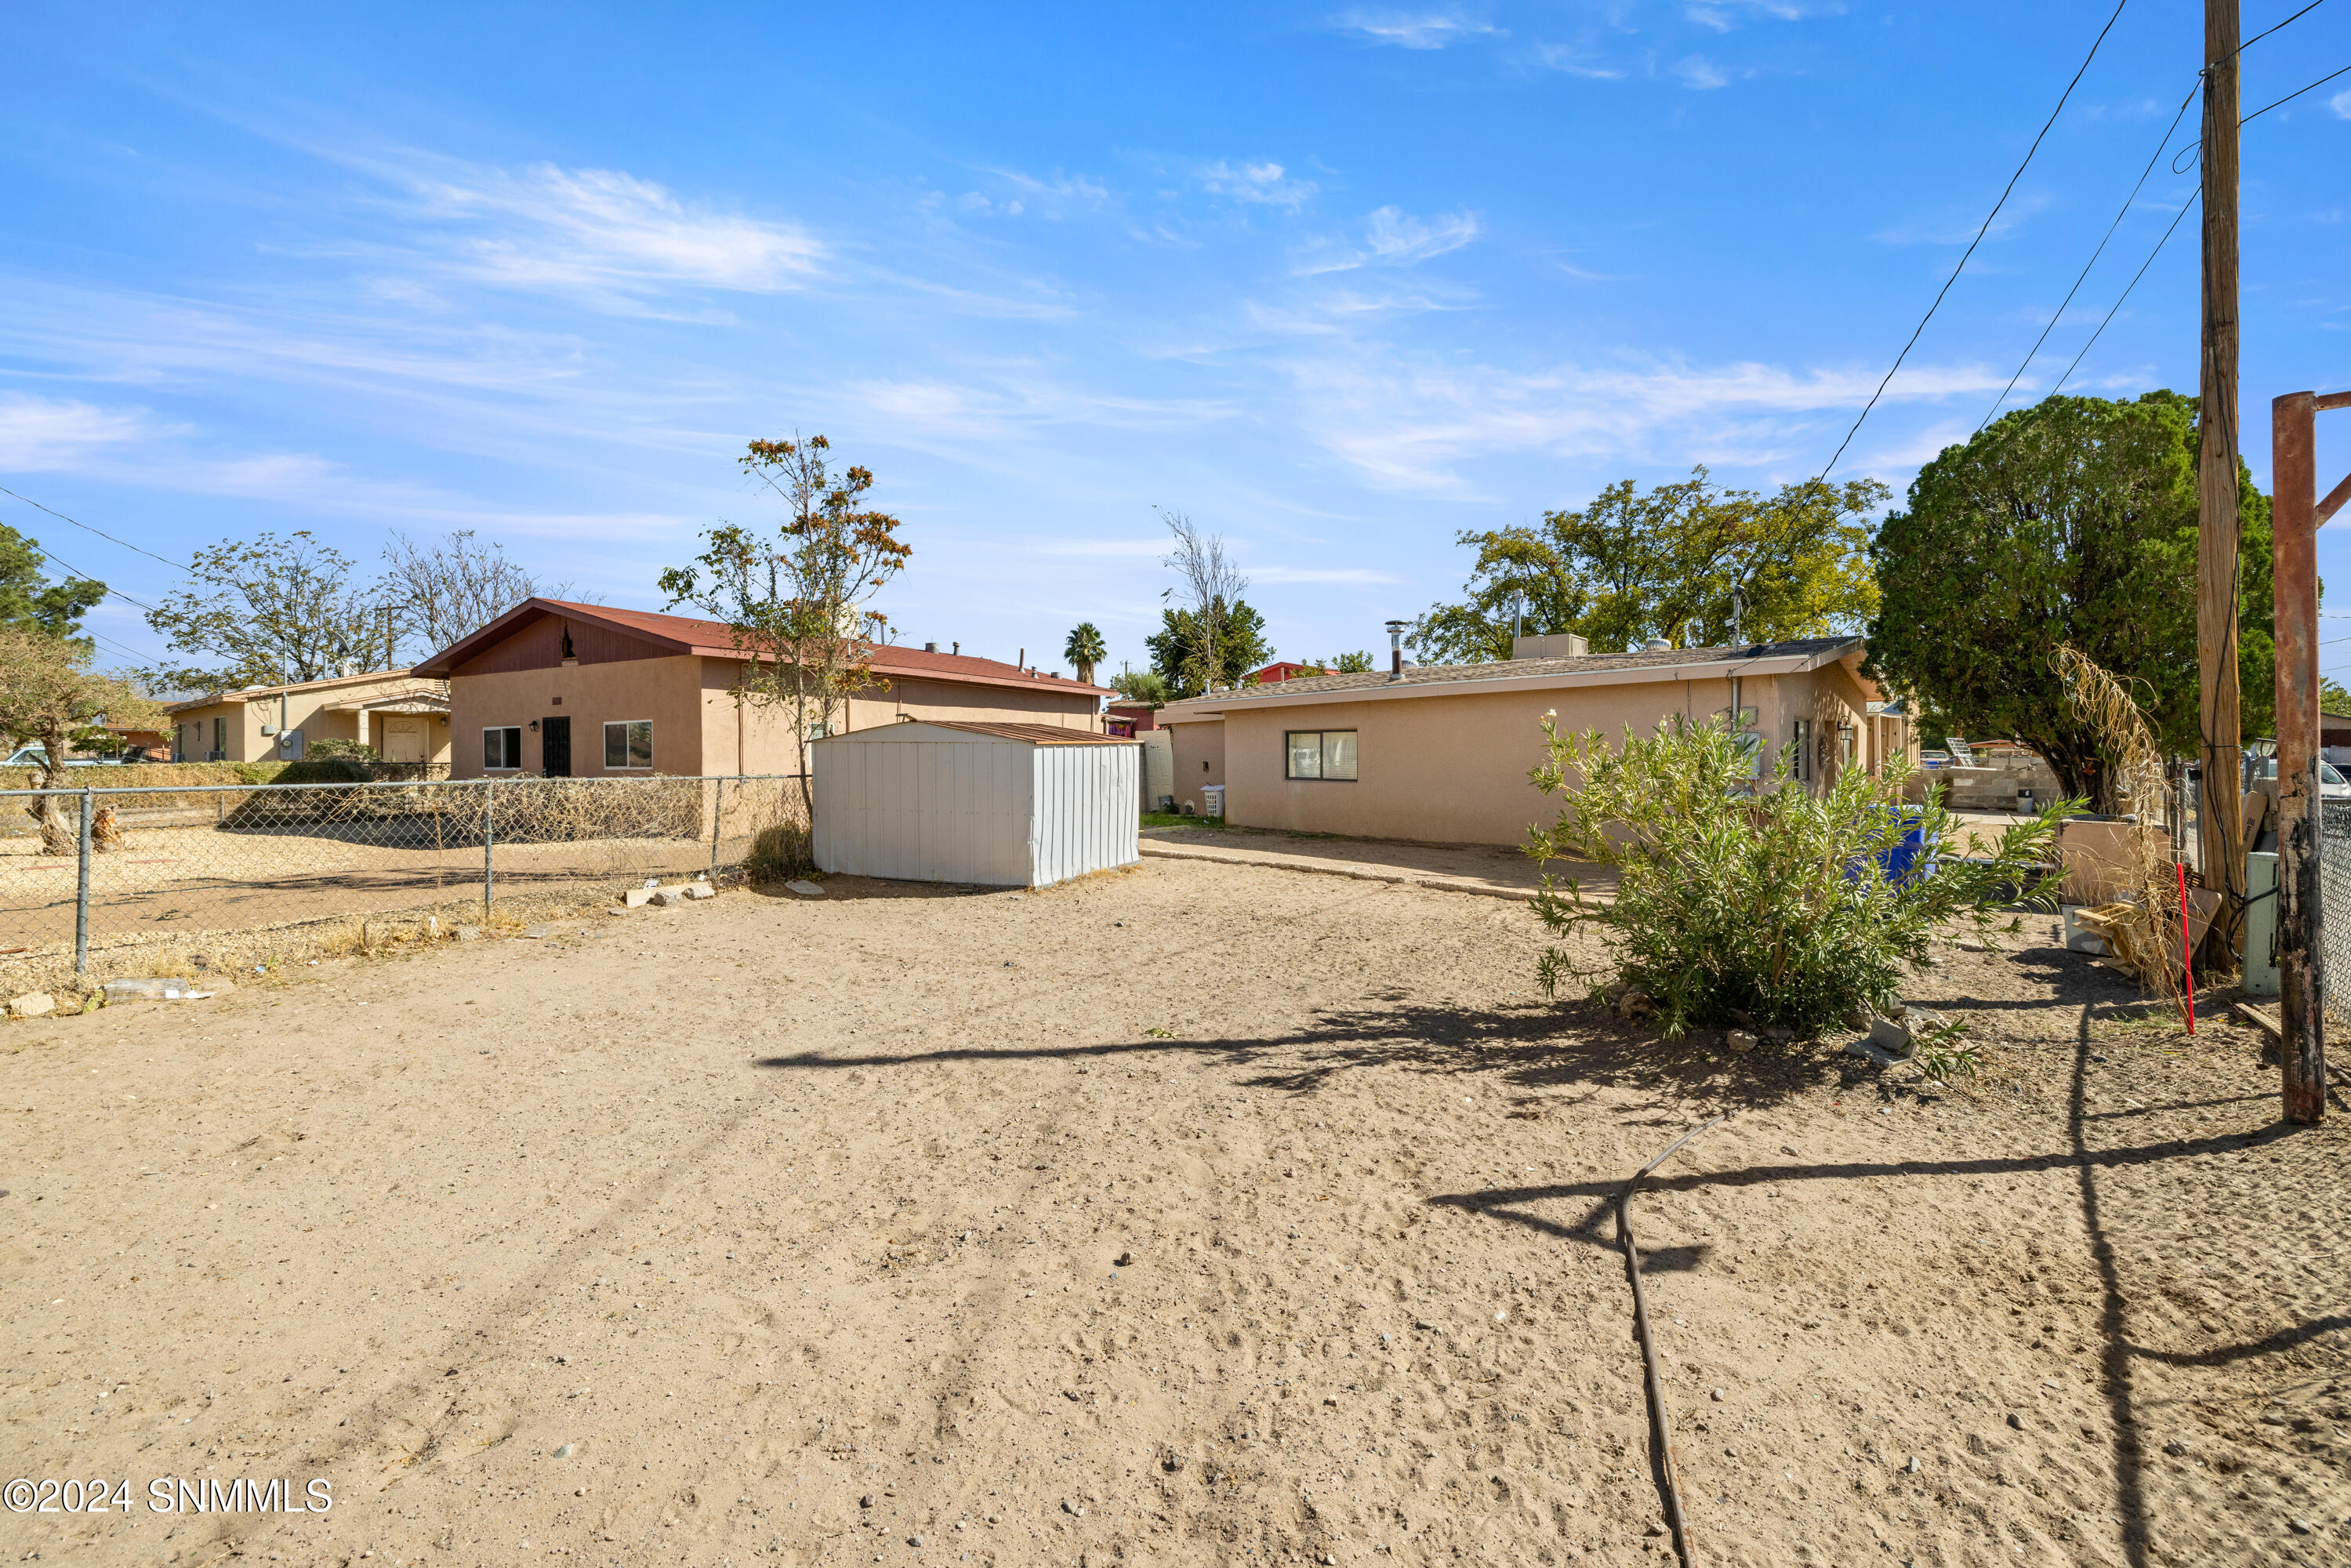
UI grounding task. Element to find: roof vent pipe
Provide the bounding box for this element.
[924,641,939,653]
[1384,619,1410,681]
[952,641,960,656]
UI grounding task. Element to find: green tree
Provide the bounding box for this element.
[1063,622,1106,686]
[1865,391,2273,812]
[0,626,165,851]
[1110,668,1170,705]
[146,532,395,691]
[1410,467,1887,664]
[1145,601,1271,698]
[2323,677,2351,715]
[0,522,106,641]
[659,434,910,822]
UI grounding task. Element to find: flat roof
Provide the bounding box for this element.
[818,719,1131,746]
[1158,636,1865,717]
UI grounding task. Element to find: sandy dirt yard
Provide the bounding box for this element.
[2,858,2346,1568]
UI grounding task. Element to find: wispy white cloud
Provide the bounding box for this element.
[0,393,159,470]
[1198,160,1319,209]
[1672,55,1736,89]
[383,158,824,302]
[1365,205,1481,262]
[1330,9,1500,49]
[1271,350,2005,490]
[1248,564,1406,584]
[1868,193,2050,247]
[1028,538,1171,558]
[1531,43,1627,80]
[2331,86,2351,120]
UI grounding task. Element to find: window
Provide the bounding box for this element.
[1789,718,1812,784]
[1284,729,1359,781]
[484,726,523,770]
[604,719,653,770]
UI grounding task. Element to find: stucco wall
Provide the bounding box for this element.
[449,655,708,778]
[1169,721,1225,815]
[1174,658,1887,845]
[171,680,452,764]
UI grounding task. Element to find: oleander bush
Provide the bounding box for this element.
[1526,713,2070,1040]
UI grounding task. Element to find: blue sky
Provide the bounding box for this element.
[4,1,2348,685]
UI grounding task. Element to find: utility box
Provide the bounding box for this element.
[2244,851,2280,998]
[813,720,1140,888]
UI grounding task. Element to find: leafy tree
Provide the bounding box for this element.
[1865,391,2273,811]
[1110,669,1170,705]
[659,434,910,822]
[2323,677,2351,715]
[1410,467,1887,664]
[1330,650,1375,673]
[1146,601,1271,698]
[0,626,165,852]
[0,522,106,641]
[1157,512,1262,695]
[146,532,395,691]
[1062,622,1106,686]
[383,530,566,656]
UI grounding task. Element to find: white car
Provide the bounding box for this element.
[2249,756,2351,800]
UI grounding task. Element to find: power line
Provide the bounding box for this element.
[0,484,185,570]
[2047,188,2200,399]
[23,540,161,617]
[1818,0,2132,479]
[1974,79,2200,434]
[2240,0,2332,53]
[2243,60,2351,124]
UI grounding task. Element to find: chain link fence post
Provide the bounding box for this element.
[709,777,724,880]
[483,779,496,913]
[74,788,93,979]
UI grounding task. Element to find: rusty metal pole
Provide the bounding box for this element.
[2196,0,2245,964]
[2273,391,2323,1123]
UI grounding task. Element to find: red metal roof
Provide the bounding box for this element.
[415,598,1114,695]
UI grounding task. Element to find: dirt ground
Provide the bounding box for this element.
[2,858,2346,1568]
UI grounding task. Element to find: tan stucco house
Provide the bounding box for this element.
[166,671,453,765]
[412,599,1111,779]
[1155,635,1914,844]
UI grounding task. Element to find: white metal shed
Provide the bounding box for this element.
[812,720,1140,887]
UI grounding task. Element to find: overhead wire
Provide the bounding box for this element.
[2242,60,2351,122]
[1974,80,2200,433]
[2047,190,2200,398]
[1816,0,2132,479]
[2240,0,2332,53]
[0,484,185,570]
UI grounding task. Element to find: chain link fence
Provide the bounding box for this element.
[2320,799,2351,1018]
[2,774,807,989]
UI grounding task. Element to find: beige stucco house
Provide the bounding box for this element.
[165,671,453,765]
[412,599,1110,779]
[1155,635,1914,844]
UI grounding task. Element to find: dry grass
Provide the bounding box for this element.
[2055,643,2193,1014]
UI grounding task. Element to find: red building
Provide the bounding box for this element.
[1107,699,1159,736]
[1251,662,1312,684]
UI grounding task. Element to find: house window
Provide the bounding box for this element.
[1285,729,1359,781]
[1790,719,1812,784]
[604,720,653,770]
[484,727,524,770]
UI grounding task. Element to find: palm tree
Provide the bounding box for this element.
[1064,622,1106,687]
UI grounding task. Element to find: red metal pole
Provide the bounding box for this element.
[2177,859,2195,1035]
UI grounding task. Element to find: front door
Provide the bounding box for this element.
[383,717,426,763]
[541,717,571,777]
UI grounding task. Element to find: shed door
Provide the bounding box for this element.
[541,716,571,777]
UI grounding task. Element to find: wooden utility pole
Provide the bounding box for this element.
[2196,0,2244,962]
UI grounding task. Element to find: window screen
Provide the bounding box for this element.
[1285,730,1359,781]
[483,727,522,769]
[604,720,653,769]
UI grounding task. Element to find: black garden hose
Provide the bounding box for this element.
[1619,1113,1728,1568]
